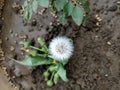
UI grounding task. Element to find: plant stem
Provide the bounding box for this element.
[50,71,55,80]
[30,46,43,51]
[37,53,46,57]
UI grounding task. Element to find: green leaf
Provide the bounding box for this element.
[20,41,31,48]
[64,1,74,16]
[77,0,90,13]
[72,6,84,26]
[61,60,69,66]
[54,0,67,11]
[38,38,46,46]
[37,0,49,8]
[28,5,33,20]
[38,38,48,53]
[59,15,67,25]
[57,64,68,82]
[32,0,38,12]
[22,0,28,9]
[29,50,37,56]
[23,10,29,21]
[12,55,53,66]
[58,12,67,25]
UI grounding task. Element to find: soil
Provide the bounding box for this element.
[0,68,15,90]
[0,0,120,90]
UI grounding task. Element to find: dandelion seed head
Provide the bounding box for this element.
[49,36,74,61]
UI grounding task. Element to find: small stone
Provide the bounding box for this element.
[108,5,117,12]
[57,22,60,25]
[97,17,102,22]
[41,9,45,13]
[5,37,9,40]
[15,33,18,37]
[49,22,53,26]
[1,17,4,20]
[14,41,17,44]
[95,14,99,18]
[14,86,19,90]
[20,35,28,39]
[10,46,15,51]
[96,22,100,26]
[2,66,6,71]
[8,81,13,85]
[95,35,98,38]
[54,15,57,18]
[107,41,111,45]
[9,29,13,33]
[105,74,108,77]
[31,19,37,26]
[117,1,120,5]
[38,11,43,15]
[40,25,43,27]
[12,76,15,79]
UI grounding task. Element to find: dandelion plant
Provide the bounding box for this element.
[12,36,74,87]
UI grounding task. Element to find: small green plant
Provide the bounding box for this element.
[22,0,90,25]
[11,36,74,87]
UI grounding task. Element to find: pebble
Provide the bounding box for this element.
[10,46,15,51]
[14,41,17,44]
[15,33,18,37]
[117,1,120,5]
[9,29,13,33]
[14,86,19,90]
[96,22,100,26]
[95,35,98,38]
[20,35,28,39]
[31,19,37,26]
[105,74,108,77]
[1,17,4,20]
[49,22,53,26]
[12,76,15,79]
[107,41,111,45]
[40,25,43,28]
[108,5,117,12]
[38,11,43,15]
[5,37,9,40]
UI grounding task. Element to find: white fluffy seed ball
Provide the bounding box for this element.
[49,36,74,61]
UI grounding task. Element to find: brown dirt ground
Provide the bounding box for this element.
[0,0,120,90]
